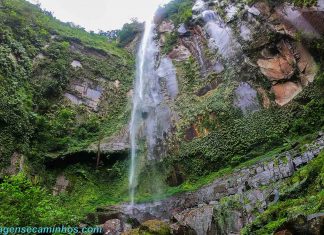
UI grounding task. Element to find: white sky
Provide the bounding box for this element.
[27,0,171,31]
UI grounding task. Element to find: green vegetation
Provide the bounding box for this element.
[0,0,134,226]
[161,32,178,55]
[157,0,193,26]
[117,19,143,47]
[291,0,317,6]
[0,173,77,226]
[242,150,324,234]
[0,0,134,164]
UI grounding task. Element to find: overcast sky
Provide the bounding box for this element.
[27,0,171,31]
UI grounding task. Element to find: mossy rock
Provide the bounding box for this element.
[139,220,171,235]
[122,228,140,235]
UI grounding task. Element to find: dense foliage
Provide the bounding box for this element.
[0,0,134,225]
[0,173,77,226]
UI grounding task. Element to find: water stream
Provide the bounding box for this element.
[129,19,157,205]
[129,3,177,205]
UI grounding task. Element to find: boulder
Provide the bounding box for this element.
[173,205,216,235]
[271,82,302,106]
[71,60,82,68]
[273,4,324,39]
[257,41,295,81]
[102,219,123,235]
[139,220,171,235]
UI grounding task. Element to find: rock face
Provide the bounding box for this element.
[101,136,324,235]
[88,126,130,154]
[64,79,103,111]
[52,175,69,195]
[1,152,24,176]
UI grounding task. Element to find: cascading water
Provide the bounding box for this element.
[129,20,157,205]
[129,2,177,206]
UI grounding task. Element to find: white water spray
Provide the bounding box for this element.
[129,19,156,205]
[128,2,178,205]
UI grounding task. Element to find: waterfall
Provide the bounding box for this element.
[129,20,157,205]
[129,2,178,205]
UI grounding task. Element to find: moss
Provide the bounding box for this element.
[122,228,140,235]
[140,220,171,235]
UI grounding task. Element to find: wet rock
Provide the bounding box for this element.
[158,21,174,33]
[273,4,324,39]
[226,5,239,22]
[240,23,252,41]
[271,82,303,106]
[168,45,191,62]
[166,165,185,187]
[233,82,260,115]
[53,175,69,195]
[192,0,207,14]
[115,137,324,231]
[213,61,224,73]
[125,33,142,54]
[203,10,241,58]
[253,1,271,18]
[157,57,179,99]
